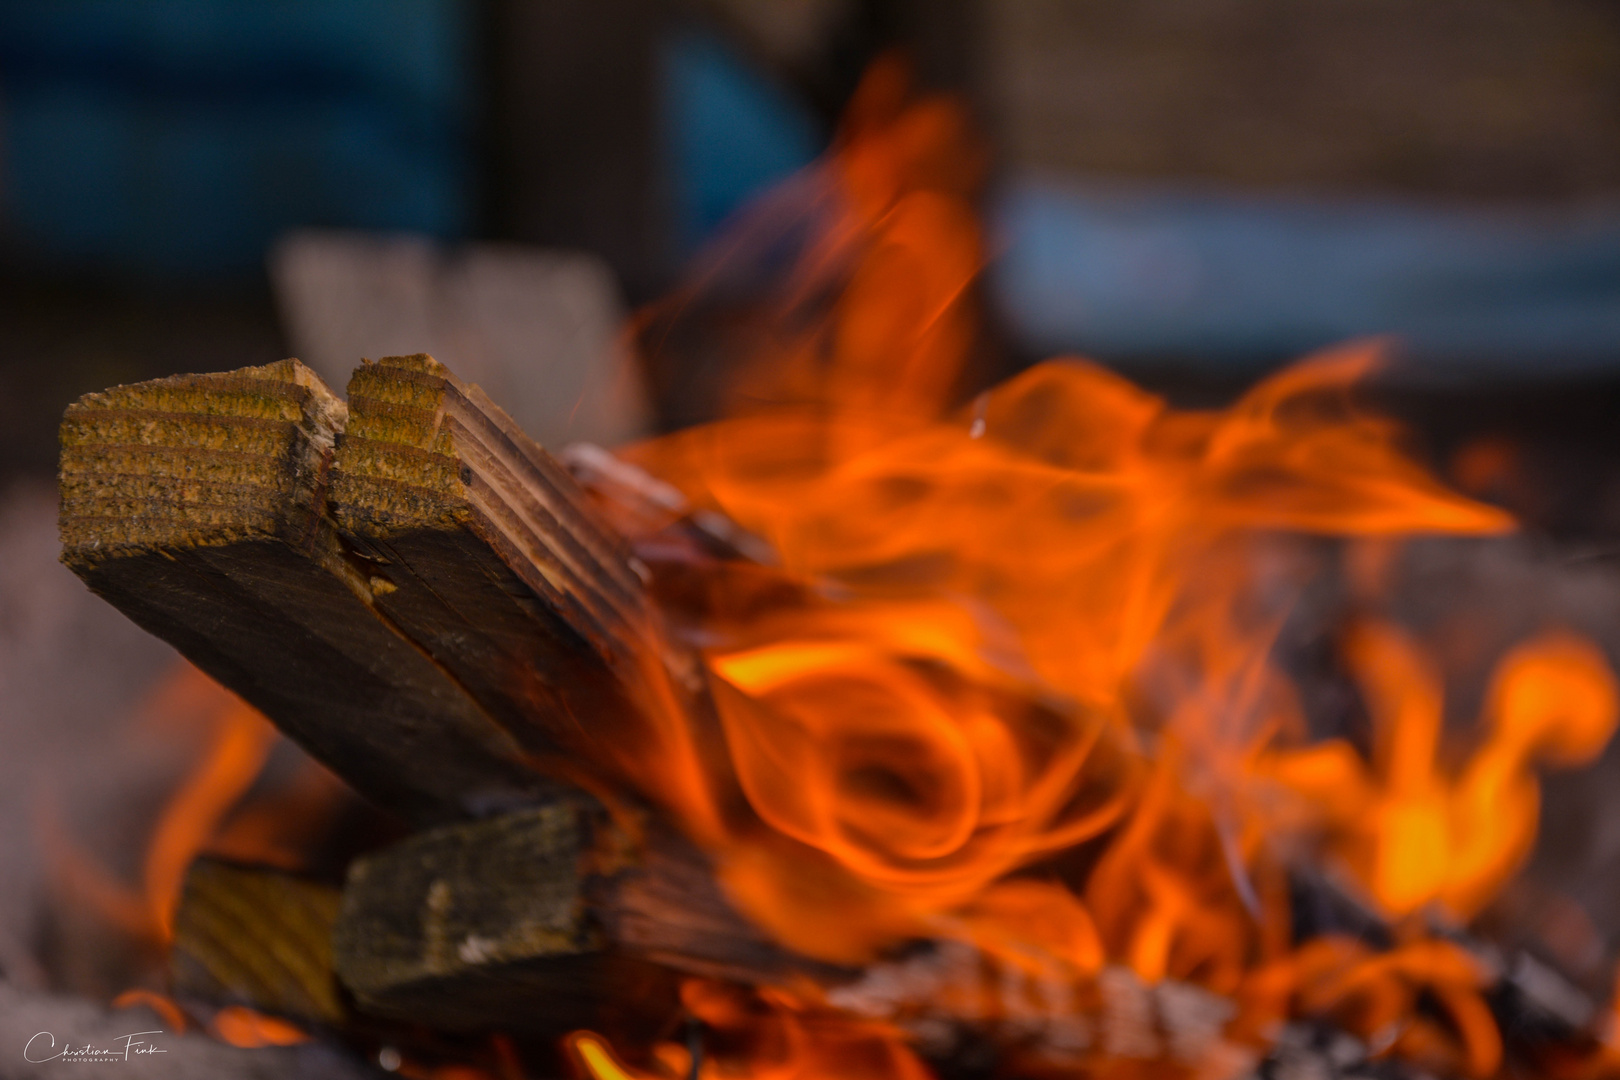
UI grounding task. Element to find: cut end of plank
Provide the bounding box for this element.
[333,354,470,530]
[364,352,449,378]
[332,802,850,1028]
[60,359,346,570]
[331,802,682,1037]
[57,358,558,825]
[330,353,672,767]
[170,858,347,1027]
[333,802,600,999]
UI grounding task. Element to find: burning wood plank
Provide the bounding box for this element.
[58,361,551,823]
[330,798,847,1036]
[327,353,690,773]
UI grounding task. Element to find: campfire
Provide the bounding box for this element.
[46,63,1620,1080]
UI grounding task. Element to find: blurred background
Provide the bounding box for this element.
[0,0,1617,527]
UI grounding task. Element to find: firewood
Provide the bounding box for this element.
[58,360,552,823]
[328,354,695,775]
[330,799,849,1036]
[170,858,346,1026]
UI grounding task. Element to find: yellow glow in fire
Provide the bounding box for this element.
[1268,623,1619,920]
[571,1033,644,1080]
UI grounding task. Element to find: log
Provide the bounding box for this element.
[330,798,849,1036]
[169,858,346,1027]
[58,360,552,823]
[328,354,696,776]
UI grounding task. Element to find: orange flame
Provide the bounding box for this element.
[39,662,278,947]
[621,344,1521,967]
[555,58,1620,1079]
[1248,935,1503,1077]
[111,988,190,1033]
[142,679,280,940]
[1266,624,1618,920]
[210,1005,311,1047]
[569,981,930,1080]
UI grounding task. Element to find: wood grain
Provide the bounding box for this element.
[59,360,552,823]
[170,858,346,1026]
[331,799,848,1034]
[329,354,697,782]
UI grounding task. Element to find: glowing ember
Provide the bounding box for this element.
[568,982,930,1080]
[111,988,189,1033]
[209,1005,311,1047]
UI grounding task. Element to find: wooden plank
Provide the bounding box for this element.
[328,354,697,781]
[59,360,553,823]
[169,858,346,1026]
[331,799,849,1035]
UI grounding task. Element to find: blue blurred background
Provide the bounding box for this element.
[0,0,839,285]
[0,1,833,279]
[2,0,1620,535]
[0,1,472,276]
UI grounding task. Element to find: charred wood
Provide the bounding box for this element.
[330,802,1273,1074]
[330,798,847,1038]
